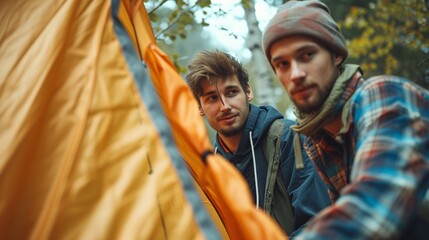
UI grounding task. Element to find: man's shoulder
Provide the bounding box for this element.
[270,118,296,128]
[265,119,302,160]
[262,118,296,144]
[352,75,429,112]
[358,75,428,96]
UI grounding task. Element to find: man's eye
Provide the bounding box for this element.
[275,61,289,69]
[302,51,314,60]
[208,95,217,102]
[226,90,238,96]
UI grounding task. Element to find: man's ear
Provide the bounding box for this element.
[199,106,205,116]
[246,85,253,101]
[334,54,344,66]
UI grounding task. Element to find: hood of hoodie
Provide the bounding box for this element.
[215,104,283,157]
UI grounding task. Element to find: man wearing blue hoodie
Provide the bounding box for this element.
[185,50,331,237]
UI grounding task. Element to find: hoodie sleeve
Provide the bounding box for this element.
[279,120,332,237]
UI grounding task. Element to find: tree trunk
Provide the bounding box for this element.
[243,0,276,108]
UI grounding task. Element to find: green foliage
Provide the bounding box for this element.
[145,0,213,45]
[340,0,429,88]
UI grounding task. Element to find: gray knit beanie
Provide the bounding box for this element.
[262,0,348,66]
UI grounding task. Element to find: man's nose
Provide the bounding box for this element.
[220,95,232,111]
[290,61,306,83]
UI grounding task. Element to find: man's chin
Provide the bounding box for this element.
[295,102,322,115]
[219,127,242,137]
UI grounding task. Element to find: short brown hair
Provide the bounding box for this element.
[185,50,249,102]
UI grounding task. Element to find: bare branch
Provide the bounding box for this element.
[147,0,169,16]
[154,2,202,40]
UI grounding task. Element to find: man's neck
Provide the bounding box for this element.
[323,115,342,136]
[218,133,242,153]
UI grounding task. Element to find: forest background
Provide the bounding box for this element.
[144,0,429,139]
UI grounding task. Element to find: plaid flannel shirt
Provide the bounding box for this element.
[298,75,429,239]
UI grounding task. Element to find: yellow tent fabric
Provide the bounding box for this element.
[0,0,287,239]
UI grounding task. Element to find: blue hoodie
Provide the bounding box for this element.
[214,104,331,236]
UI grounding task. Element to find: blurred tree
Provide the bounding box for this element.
[242,0,277,107]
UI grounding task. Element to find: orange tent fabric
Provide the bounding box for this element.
[0,0,287,239]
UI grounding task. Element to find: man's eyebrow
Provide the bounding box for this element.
[200,84,240,97]
[201,89,217,97]
[271,44,317,63]
[224,85,239,90]
[295,44,317,53]
[271,55,284,65]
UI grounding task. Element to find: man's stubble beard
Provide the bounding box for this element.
[294,97,325,115]
[219,123,244,137]
[294,78,336,115]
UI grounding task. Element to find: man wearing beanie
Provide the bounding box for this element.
[262,1,429,239]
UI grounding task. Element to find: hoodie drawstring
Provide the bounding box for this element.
[215,134,259,209]
[293,133,305,169]
[249,131,259,208]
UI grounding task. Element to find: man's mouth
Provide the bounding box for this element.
[291,85,314,98]
[218,113,238,121]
